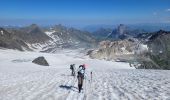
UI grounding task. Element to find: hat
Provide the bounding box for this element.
[83,64,87,68]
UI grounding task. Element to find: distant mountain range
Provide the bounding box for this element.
[91,24,146,40]
[0,24,96,52]
[82,23,170,33]
[1,23,170,53]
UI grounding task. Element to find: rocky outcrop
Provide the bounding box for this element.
[88,39,136,60]
[0,24,52,51]
[0,28,30,51]
[32,56,49,66]
[131,30,170,70]
[146,30,170,69]
[13,24,52,44]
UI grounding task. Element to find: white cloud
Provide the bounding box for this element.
[166,9,170,12]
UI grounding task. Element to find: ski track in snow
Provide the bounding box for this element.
[0,49,170,100]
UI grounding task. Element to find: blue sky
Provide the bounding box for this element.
[0,0,170,25]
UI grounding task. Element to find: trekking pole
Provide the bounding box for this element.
[85,77,87,94]
[91,71,92,83]
[90,71,93,92]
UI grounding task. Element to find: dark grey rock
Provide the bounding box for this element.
[32,56,49,66]
[0,27,31,51]
[88,39,136,60]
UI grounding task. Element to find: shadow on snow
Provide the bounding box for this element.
[59,85,78,92]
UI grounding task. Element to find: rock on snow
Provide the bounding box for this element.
[32,56,49,66]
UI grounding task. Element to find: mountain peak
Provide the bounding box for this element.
[53,24,67,31]
[27,24,42,33]
[117,24,126,35]
[157,29,167,34]
[30,24,39,28]
[149,30,170,40]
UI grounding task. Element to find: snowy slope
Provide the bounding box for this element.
[0,49,170,100]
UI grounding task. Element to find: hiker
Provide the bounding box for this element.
[77,64,86,93]
[70,64,75,76]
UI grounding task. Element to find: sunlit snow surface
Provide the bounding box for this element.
[0,49,170,100]
[0,30,3,35]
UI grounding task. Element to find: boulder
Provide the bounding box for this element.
[32,56,49,66]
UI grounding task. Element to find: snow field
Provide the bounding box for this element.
[0,49,170,100]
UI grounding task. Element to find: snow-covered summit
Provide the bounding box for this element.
[1,30,4,35]
[45,30,56,36]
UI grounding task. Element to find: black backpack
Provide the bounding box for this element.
[77,70,84,78]
[70,64,73,69]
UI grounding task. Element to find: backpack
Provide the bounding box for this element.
[70,64,73,70]
[78,66,85,78]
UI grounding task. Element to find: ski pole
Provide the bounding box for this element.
[91,71,92,83]
[85,77,86,94]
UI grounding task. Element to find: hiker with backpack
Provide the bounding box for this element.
[70,64,75,76]
[77,64,86,93]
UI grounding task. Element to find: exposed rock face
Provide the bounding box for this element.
[13,24,52,44]
[0,28,30,51]
[32,56,49,66]
[89,39,136,60]
[0,24,52,51]
[129,30,170,70]
[147,30,170,69]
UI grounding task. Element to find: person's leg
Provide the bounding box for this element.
[79,77,83,91]
[72,69,74,76]
[78,84,82,93]
[78,76,81,93]
[81,78,84,86]
[80,84,82,91]
[73,70,75,76]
